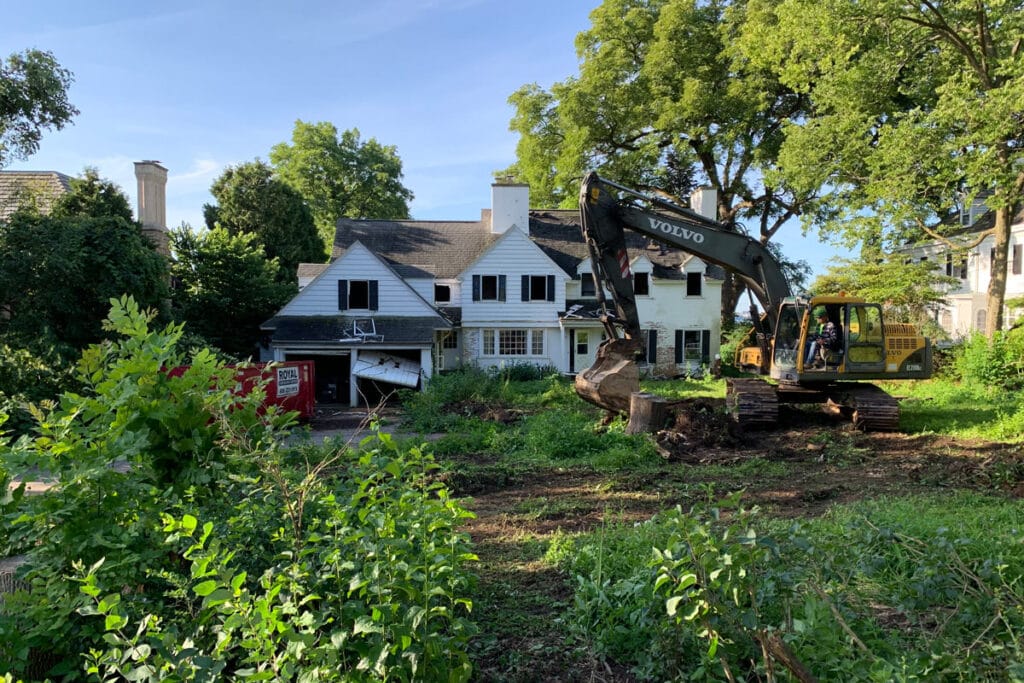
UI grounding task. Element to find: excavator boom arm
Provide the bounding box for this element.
[575,172,792,413]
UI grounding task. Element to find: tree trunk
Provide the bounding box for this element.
[626,392,672,434]
[986,205,1012,336]
[721,272,745,322]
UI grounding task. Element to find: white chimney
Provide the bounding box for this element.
[690,187,718,221]
[134,160,169,256]
[490,182,530,234]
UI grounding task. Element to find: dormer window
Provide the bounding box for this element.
[580,273,596,297]
[633,272,650,296]
[686,272,702,296]
[434,284,451,304]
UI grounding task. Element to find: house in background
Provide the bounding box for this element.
[0,170,72,221]
[902,197,1024,337]
[261,183,723,407]
[0,162,170,257]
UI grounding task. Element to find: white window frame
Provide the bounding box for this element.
[480,328,546,357]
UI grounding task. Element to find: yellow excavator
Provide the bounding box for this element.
[575,173,932,431]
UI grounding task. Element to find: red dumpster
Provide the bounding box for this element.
[167,361,316,421]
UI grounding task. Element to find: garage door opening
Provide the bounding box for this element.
[285,353,350,404]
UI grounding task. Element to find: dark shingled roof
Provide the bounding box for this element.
[330,207,720,282]
[0,171,73,221]
[262,315,449,346]
[528,209,713,280]
[333,211,500,279]
[297,263,329,279]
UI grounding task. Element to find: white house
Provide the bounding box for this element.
[261,183,723,407]
[902,201,1024,338]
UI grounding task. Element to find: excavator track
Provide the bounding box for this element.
[726,378,779,429]
[827,383,901,431]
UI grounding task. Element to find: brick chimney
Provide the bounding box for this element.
[690,187,718,221]
[490,181,530,234]
[134,160,169,256]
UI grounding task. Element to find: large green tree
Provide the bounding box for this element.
[0,49,78,167]
[0,212,167,350]
[270,120,414,246]
[741,0,1024,335]
[51,167,134,222]
[503,0,813,318]
[170,226,295,358]
[204,160,325,280]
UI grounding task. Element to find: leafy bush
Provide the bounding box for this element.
[953,329,1024,390]
[0,297,478,681]
[487,361,560,382]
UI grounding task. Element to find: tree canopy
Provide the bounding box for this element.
[0,49,78,168]
[270,120,414,246]
[502,0,814,318]
[170,226,296,359]
[204,160,325,280]
[0,212,167,350]
[740,0,1024,334]
[50,167,134,222]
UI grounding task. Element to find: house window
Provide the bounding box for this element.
[521,274,556,302]
[442,331,458,349]
[1013,245,1022,275]
[435,284,451,304]
[481,328,545,356]
[500,329,527,355]
[580,273,596,297]
[945,253,953,277]
[531,329,544,355]
[634,272,650,296]
[472,274,506,301]
[576,331,589,355]
[337,279,378,311]
[675,329,711,364]
[960,258,968,279]
[686,272,702,296]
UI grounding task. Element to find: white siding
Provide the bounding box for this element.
[461,229,569,324]
[277,242,437,317]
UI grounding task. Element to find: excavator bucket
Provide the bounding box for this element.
[574,338,641,414]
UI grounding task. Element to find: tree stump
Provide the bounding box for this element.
[626,392,672,434]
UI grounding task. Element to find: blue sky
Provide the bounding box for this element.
[3,0,835,280]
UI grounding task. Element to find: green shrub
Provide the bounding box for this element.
[553,491,1024,681]
[0,297,478,681]
[953,329,1024,390]
[79,433,478,682]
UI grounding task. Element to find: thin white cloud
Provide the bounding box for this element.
[170,159,220,184]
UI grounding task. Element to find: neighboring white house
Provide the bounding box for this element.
[261,183,723,407]
[901,200,1024,338]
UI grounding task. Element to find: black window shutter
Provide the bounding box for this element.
[472,275,480,301]
[701,330,711,364]
[498,275,506,302]
[547,274,555,302]
[369,280,379,311]
[648,329,658,365]
[338,280,348,311]
[675,330,683,363]
[521,275,529,302]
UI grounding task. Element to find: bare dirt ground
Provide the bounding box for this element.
[312,401,1024,682]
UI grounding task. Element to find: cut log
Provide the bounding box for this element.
[626,392,672,434]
